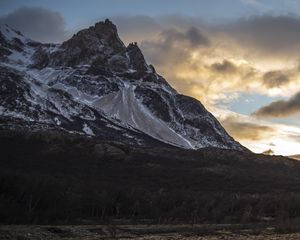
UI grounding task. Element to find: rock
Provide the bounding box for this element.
[108,54,129,72]
[30,46,49,69]
[126,42,148,72]
[0,47,11,58]
[0,30,23,54]
[93,143,126,160]
[49,19,125,67]
[175,95,207,116]
[134,86,172,122]
[94,19,125,53]
[87,55,111,76]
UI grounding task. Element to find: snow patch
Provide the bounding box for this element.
[0,24,27,43]
[54,117,61,126]
[95,85,196,149]
[82,123,95,136]
[0,106,35,122]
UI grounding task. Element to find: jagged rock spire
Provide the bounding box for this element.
[126,42,148,72]
[49,19,125,67]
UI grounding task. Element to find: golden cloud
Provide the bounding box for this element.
[220,116,276,141]
[112,15,300,104]
[253,92,300,118]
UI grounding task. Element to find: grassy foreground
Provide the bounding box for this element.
[1,223,300,240]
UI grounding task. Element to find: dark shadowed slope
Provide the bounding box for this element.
[0,129,300,224]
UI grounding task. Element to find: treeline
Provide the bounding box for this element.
[1,173,300,224]
[0,129,300,224]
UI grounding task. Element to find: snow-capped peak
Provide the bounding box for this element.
[0,19,244,151]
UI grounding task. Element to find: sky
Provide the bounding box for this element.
[1,0,300,155]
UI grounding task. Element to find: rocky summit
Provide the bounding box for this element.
[0,19,243,150]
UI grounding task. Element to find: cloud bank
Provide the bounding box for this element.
[0,6,66,43]
[221,15,300,58]
[111,15,300,105]
[253,92,300,118]
[221,116,275,141]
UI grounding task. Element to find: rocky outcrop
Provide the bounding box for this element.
[93,143,127,160]
[126,42,148,72]
[31,46,49,69]
[49,19,125,67]
[0,25,24,58]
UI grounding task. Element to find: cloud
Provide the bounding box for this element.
[145,26,210,49]
[112,15,162,44]
[139,26,215,104]
[240,0,270,11]
[0,6,66,43]
[216,110,300,155]
[116,14,300,62]
[252,92,300,118]
[221,116,275,141]
[287,132,300,142]
[262,71,290,88]
[185,27,210,47]
[222,15,300,58]
[210,60,237,74]
[241,0,260,5]
[111,15,297,105]
[113,15,161,34]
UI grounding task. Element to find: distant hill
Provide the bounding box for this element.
[289,154,300,160]
[262,149,274,155]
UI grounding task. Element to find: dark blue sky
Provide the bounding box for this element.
[1,0,300,29]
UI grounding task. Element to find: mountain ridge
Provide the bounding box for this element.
[0,19,243,151]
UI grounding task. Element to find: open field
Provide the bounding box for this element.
[1,224,300,240]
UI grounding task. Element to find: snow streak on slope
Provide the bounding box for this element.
[0,24,27,42]
[95,83,194,148]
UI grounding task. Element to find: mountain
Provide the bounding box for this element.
[289,154,300,160]
[0,20,242,150]
[262,149,274,155]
